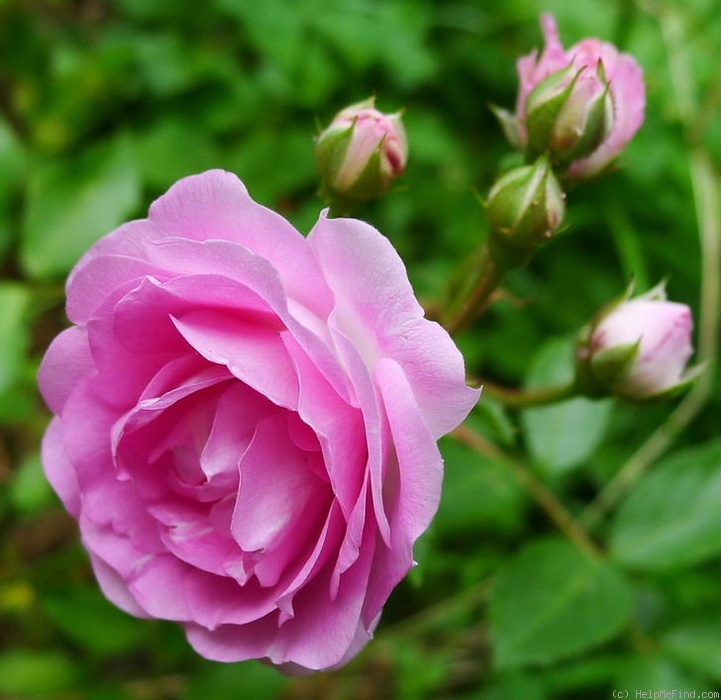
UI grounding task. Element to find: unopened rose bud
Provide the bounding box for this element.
[512,14,645,178]
[486,155,566,269]
[525,61,613,166]
[576,284,700,401]
[315,97,407,209]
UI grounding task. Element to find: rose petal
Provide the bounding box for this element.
[66,254,167,325]
[308,213,479,438]
[89,553,149,618]
[327,324,389,548]
[567,48,645,177]
[60,382,124,490]
[186,521,376,669]
[283,333,366,519]
[274,501,345,617]
[158,508,242,578]
[85,282,182,409]
[361,358,442,622]
[200,383,275,484]
[265,517,377,670]
[232,415,330,559]
[185,614,283,663]
[38,326,94,415]
[171,309,300,409]
[66,219,164,323]
[41,418,81,516]
[145,237,353,403]
[147,170,334,319]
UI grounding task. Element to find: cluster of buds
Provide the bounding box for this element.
[314,19,697,403]
[496,14,645,179]
[575,283,700,401]
[485,15,645,274]
[314,97,407,213]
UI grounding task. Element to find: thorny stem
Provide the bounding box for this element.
[480,379,576,409]
[581,7,720,529]
[442,243,505,336]
[452,425,602,558]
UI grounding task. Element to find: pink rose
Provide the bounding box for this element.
[38,170,478,673]
[515,14,645,178]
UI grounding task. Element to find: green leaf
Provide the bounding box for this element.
[479,671,547,700]
[0,125,21,184]
[610,439,721,571]
[21,135,140,278]
[522,337,613,474]
[0,117,26,262]
[0,283,29,394]
[436,438,525,538]
[0,650,80,695]
[0,385,35,426]
[0,283,34,427]
[661,617,721,682]
[489,538,633,668]
[393,642,451,700]
[614,654,708,694]
[223,128,316,206]
[42,587,148,657]
[114,0,194,20]
[543,654,625,693]
[10,452,54,514]
[133,33,208,97]
[132,119,220,192]
[182,660,287,700]
[472,396,517,449]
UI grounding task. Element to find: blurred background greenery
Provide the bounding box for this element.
[1,0,720,697]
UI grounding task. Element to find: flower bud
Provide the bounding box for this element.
[525,61,613,166]
[576,284,700,401]
[315,97,407,209]
[512,14,645,178]
[486,155,566,269]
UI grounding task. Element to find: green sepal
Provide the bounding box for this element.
[590,341,640,388]
[343,139,386,200]
[525,63,581,160]
[319,141,387,215]
[314,121,355,189]
[635,362,707,402]
[556,83,612,165]
[489,104,522,149]
[637,278,669,303]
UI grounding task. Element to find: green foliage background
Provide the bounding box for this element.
[1,0,720,697]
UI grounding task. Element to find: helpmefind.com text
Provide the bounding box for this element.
[612,691,720,699]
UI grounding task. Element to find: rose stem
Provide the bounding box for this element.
[442,243,505,336]
[452,424,602,559]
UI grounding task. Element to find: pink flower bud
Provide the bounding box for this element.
[514,14,645,178]
[525,61,613,166]
[486,155,566,269]
[315,98,407,208]
[577,286,697,400]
